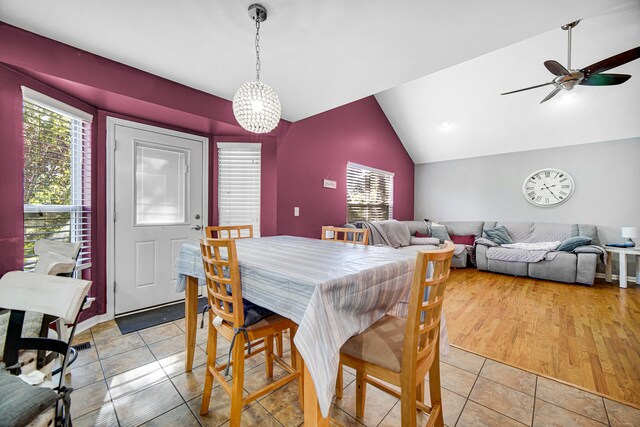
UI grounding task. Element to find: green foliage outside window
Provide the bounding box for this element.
[23,101,74,267]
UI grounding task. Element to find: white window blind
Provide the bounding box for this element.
[22,88,93,270]
[346,162,394,222]
[217,143,261,236]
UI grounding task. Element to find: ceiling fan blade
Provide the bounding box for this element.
[540,87,562,103]
[581,46,640,75]
[501,81,554,96]
[544,60,570,76]
[580,73,632,86]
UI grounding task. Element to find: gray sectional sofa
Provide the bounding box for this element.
[473,221,603,285]
[349,220,605,286]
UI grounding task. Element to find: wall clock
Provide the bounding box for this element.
[522,168,574,207]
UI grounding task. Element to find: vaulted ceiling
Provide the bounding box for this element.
[0,0,637,162]
[376,1,640,163]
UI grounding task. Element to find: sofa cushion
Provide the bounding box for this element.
[415,231,429,238]
[402,220,430,237]
[578,224,601,247]
[430,224,451,241]
[441,221,485,237]
[526,223,576,243]
[450,234,475,245]
[494,222,534,243]
[484,226,513,245]
[557,236,592,252]
[487,259,528,276]
[409,237,440,246]
[528,252,577,283]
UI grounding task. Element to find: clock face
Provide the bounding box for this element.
[522,168,574,207]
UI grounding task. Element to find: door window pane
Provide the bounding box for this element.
[135,143,187,225]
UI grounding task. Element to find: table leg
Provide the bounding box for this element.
[619,252,627,289]
[303,363,330,426]
[185,275,199,372]
[636,254,640,285]
[605,253,613,283]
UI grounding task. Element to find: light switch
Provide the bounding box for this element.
[294,207,300,217]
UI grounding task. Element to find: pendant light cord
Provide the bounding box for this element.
[255,18,261,82]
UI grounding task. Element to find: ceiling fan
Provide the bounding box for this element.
[501,20,640,103]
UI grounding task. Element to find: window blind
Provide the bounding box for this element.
[217,143,261,236]
[22,88,93,271]
[346,162,394,222]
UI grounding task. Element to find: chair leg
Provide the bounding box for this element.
[265,334,274,380]
[427,360,444,427]
[276,332,284,358]
[417,381,425,404]
[229,333,246,427]
[400,381,418,427]
[295,347,304,411]
[289,327,296,366]
[200,322,218,415]
[335,363,343,399]
[355,370,366,419]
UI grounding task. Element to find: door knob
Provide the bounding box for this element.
[191,225,202,231]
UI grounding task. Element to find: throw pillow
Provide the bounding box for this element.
[451,234,475,245]
[484,226,513,245]
[557,236,592,252]
[430,224,451,241]
[415,231,430,238]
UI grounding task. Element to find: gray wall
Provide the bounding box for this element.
[414,138,640,276]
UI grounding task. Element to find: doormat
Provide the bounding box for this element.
[115,297,208,334]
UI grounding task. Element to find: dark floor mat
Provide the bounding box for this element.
[115,297,208,334]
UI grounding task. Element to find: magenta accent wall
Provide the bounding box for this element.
[0,22,414,320]
[276,96,414,238]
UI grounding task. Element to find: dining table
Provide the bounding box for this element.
[174,235,449,425]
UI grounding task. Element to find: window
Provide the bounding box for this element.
[217,143,261,236]
[346,162,394,222]
[22,87,93,270]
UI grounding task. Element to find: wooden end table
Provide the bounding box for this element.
[604,246,640,288]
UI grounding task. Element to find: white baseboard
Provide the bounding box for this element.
[595,272,638,283]
[76,313,112,334]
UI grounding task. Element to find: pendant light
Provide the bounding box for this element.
[232,4,281,134]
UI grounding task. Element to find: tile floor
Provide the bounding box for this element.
[65,316,640,427]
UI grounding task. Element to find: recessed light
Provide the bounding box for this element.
[440,121,452,129]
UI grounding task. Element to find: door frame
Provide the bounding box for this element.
[106,117,209,320]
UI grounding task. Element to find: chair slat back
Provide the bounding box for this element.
[321,226,369,245]
[206,225,254,240]
[403,241,454,371]
[199,238,244,327]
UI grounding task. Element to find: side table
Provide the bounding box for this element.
[604,246,640,288]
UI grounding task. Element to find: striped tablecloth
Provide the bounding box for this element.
[174,235,449,417]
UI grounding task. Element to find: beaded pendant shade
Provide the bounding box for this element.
[232,4,281,134]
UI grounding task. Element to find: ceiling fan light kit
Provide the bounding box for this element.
[232,3,282,134]
[501,20,640,103]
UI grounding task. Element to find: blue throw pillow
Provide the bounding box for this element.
[484,226,513,245]
[557,236,592,252]
[430,224,451,241]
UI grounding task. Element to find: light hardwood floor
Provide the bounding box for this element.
[444,269,640,409]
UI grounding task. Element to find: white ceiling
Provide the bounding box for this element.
[0,0,625,122]
[376,1,640,164]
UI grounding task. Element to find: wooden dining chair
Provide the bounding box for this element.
[199,238,301,426]
[206,224,254,239]
[321,226,369,245]
[336,241,455,427]
[204,224,287,357]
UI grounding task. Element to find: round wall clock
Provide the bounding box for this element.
[522,168,575,207]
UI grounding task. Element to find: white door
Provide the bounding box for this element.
[113,123,206,314]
